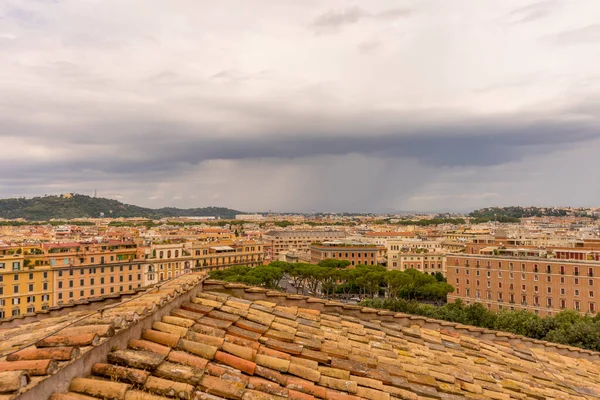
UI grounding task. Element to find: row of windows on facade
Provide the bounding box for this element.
[393,263,443,269]
[388,245,440,251]
[456,277,595,289]
[328,252,375,258]
[0,274,142,294]
[0,272,49,281]
[454,290,596,313]
[158,250,182,258]
[0,257,143,271]
[191,247,259,256]
[56,284,141,300]
[456,268,597,283]
[0,307,43,318]
[350,260,378,266]
[57,265,143,277]
[0,262,22,270]
[456,285,596,298]
[0,295,50,305]
[390,255,443,260]
[57,274,142,288]
[463,260,596,276]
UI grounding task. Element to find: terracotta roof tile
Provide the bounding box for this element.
[36,278,600,400]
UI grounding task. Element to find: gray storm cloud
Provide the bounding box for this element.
[1,0,600,212]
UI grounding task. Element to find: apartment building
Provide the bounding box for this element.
[310,242,385,266]
[0,238,264,319]
[362,231,416,246]
[387,238,443,253]
[189,240,264,271]
[142,242,192,286]
[0,240,144,317]
[46,241,144,308]
[263,230,346,258]
[447,254,599,317]
[388,252,446,276]
[0,245,51,318]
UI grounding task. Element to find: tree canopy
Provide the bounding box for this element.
[209,260,453,301]
[360,298,600,352]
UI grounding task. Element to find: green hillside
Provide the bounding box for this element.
[0,194,242,220]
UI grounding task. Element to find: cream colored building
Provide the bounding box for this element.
[387,251,447,276]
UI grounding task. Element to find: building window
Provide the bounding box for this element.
[13,285,19,294]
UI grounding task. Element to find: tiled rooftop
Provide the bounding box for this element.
[40,280,600,400]
[0,273,205,399]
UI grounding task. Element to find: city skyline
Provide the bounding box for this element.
[2,0,600,212]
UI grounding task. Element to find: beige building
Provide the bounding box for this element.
[387,252,446,276]
[263,230,346,258]
[310,242,385,266]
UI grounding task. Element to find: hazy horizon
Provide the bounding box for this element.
[2,1,600,212]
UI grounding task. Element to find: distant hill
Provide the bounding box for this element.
[0,194,242,220]
[468,206,574,223]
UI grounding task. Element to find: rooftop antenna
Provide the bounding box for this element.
[94,189,97,198]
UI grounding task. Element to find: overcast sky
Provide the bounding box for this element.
[1,0,599,213]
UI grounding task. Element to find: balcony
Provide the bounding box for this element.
[575,271,579,276]
[521,301,527,306]
[589,272,594,277]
